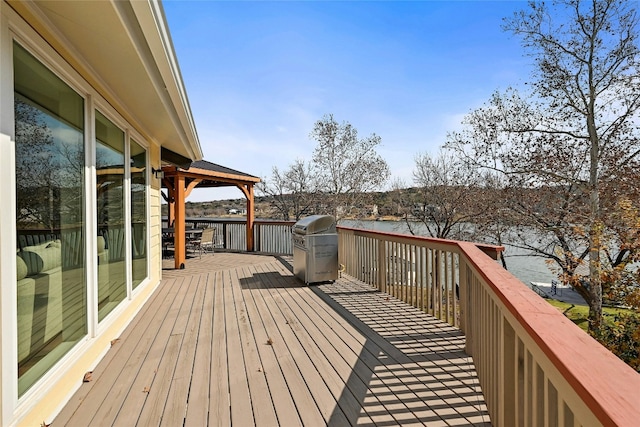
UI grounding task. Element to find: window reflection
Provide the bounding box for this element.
[131,141,147,289]
[14,43,87,396]
[96,111,126,321]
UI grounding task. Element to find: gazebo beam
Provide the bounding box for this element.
[185,179,202,198]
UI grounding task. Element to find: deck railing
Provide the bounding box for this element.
[179,218,640,426]
[183,218,294,254]
[338,226,468,326]
[338,226,640,427]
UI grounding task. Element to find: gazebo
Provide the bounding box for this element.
[160,158,260,269]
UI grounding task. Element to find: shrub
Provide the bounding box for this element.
[595,312,640,372]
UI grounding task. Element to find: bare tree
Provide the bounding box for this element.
[448,0,640,332]
[386,178,411,218]
[310,114,390,219]
[399,151,483,240]
[15,97,56,230]
[257,159,316,221]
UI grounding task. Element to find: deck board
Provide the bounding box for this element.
[281,271,423,425]
[242,266,324,427]
[230,267,278,426]
[107,276,187,424]
[183,272,215,427]
[254,264,370,426]
[160,274,207,427]
[239,266,304,426]
[255,269,350,425]
[135,275,200,427]
[54,252,490,426]
[273,273,404,425]
[111,276,195,426]
[224,268,257,427]
[208,270,231,427]
[58,274,189,426]
[265,274,379,425]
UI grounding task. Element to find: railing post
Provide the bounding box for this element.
[459,261,469,343]
[502,318,516,427]
[255,223,261,252]
[377,238,386,292]
[245,184,255,252]
[223,223,227,249]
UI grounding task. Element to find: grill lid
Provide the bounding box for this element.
[293,215,336,235]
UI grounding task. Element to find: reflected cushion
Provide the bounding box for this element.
[16,254,28,280]
[19,240,62,275]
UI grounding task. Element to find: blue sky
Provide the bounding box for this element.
[163,0,531,201]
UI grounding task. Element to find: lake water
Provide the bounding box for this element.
[339,219,558,286]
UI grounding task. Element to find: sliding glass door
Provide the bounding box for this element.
[13,42,150,396]
[14,43,87,395]
[95,111,126,322]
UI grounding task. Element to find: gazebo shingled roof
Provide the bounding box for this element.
[188,160,259,179]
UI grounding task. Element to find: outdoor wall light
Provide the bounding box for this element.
[152,168,165,179]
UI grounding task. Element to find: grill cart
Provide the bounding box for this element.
[292,215,339,284]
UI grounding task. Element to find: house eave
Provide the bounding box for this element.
[7,0,202,160]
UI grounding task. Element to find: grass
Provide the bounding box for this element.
[545,299,633,331]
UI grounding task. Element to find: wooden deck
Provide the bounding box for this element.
[54,253,490,426]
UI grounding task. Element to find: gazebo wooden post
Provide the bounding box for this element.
[174,174,186,269]
[168,202,175,227]
[162,176,176,227]
[246,184,255,252]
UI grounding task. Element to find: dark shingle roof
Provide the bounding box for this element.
[188,160,259,179]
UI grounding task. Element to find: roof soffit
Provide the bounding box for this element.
[13,0,202,160]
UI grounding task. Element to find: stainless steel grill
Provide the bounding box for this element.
[292,215,338,284]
